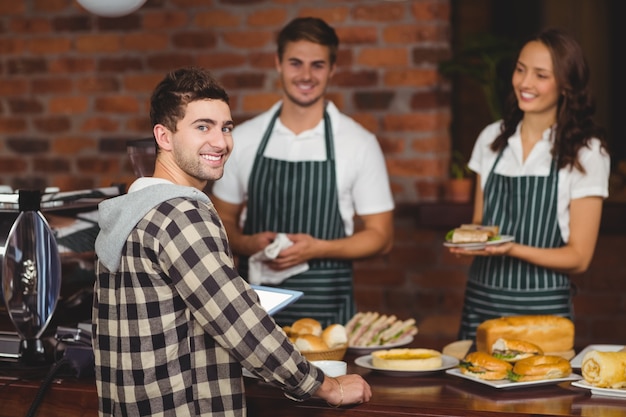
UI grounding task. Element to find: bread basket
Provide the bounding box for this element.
[300,343,348,361]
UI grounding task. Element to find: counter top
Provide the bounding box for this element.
[2,352,625,417]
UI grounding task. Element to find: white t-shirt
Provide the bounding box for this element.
[212,101,395,236]
[468,121,611,242]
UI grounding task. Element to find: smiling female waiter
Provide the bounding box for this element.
[450,28,610,341]
[211,17,394,327]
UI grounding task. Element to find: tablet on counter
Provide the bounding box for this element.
[251,285,303,316]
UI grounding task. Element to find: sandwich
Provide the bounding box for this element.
[491,338,543,362]
[345,312,418,347]
[459,351,512,380]
[446,224,500,244]
[509,354,572,382]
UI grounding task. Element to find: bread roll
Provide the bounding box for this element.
[510,355,571,381]
[290,318,322,337]
[372,348,442,371]
[460,351,512,380]
[294,334,328,352]
[322,324,348,348]
[582,350,626,388]
[476,315,574,354]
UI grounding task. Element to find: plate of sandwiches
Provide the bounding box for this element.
[344,312,418,355]
[447,348,582,390]
[443,224,514,250]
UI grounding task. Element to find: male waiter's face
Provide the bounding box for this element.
[276,40,335,108]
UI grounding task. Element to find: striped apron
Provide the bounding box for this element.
[238,108,354,328]
[458,146,573,341]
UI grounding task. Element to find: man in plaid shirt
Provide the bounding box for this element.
[93,67,371,416]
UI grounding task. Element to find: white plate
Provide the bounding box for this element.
[570,344,625,368]
[348,336,413,355]
[443,235,514,250]
[572,379,626,398]
[355,354,459,377]
[445,368,581,389]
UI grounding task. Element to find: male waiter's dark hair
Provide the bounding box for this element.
[276,17,340,65]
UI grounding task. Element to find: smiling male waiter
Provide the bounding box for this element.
[211,17,394,327]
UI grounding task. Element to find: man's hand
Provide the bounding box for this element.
[315,374,372,407]
[266,233,317,270]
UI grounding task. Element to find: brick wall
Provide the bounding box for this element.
[0,0,451,202]
[2,0,624,351]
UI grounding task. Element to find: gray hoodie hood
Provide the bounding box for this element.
[95,179,209,272]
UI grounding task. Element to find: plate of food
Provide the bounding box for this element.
[570,344,625,368]
[355,349,459,377]
[447,351,581,389]
[571,380,626,398]
[344,312,418,354]
[443,224,513,250]
[446,368,581,389]
[574,349,626,396]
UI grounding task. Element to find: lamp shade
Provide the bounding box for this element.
[76,0,147,17]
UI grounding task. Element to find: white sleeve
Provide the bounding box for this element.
[468,121,501,188]
[351,136,394,215]
[569,139,611,199]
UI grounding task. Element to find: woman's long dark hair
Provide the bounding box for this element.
[491,28,608,172]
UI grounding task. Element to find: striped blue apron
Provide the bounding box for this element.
[238,108,354,328]
[458,146,573,341]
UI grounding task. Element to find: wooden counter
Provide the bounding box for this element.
[2,352,625,417]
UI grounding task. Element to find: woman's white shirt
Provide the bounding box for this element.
[468,121,610,243]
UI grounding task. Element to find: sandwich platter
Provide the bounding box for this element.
[445,368,582,389]
[443,235,514,250]
[348,336,414,355]
[356,354,459,377]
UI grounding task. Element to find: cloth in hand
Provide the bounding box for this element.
[248,233,309,285]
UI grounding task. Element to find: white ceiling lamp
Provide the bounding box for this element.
[76,0,147,17]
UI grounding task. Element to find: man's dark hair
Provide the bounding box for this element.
[150,67,229,133]
[276,17,339,65]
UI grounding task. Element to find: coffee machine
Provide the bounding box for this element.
[0,190,61,365]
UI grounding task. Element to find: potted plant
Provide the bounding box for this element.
[443,150,473,203]
[439,33,517,204]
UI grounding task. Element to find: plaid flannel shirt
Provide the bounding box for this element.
[93,195,322,417]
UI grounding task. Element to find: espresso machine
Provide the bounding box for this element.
[0,190,61,365]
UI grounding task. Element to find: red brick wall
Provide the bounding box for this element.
[0,0,451,201]
[2,1,623,351]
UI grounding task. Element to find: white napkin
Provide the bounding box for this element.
[248,233,309,285]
